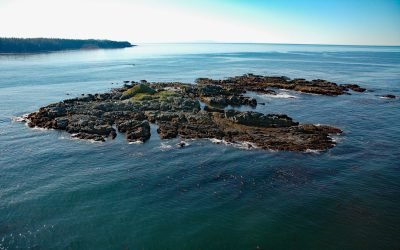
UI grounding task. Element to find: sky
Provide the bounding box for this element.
[0,0,399,45]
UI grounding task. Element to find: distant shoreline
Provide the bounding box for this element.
[0,38,135,53]
[133,42,400,47]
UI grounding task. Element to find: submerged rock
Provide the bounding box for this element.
[177,141,189,148]
[341,84,366,93]
[381,94,396,99]
[22,74,356,152]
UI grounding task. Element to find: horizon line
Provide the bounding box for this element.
[1,37,400,47]
[136,41,400,47]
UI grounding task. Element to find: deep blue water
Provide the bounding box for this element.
[0,43,399,249]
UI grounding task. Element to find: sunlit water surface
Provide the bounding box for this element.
[0,43,399,249]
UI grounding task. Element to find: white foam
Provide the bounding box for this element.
[210,138,223,144]
[75,138,104,144]
[209,138,259,150]
[11,116,26,122]
[329,135,344,143]
[30,126,53,131]
[88,139,103,144]
[235,141,259,150]
[128,140,144,144]
[159,142,173,150]
[305,149,322,154]
[11,114,29,123]
[69,134,103,143]
[262,93,297,99]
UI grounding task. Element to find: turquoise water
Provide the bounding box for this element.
[0,43,399,249]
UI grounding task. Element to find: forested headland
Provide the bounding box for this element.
[0,38,134,53]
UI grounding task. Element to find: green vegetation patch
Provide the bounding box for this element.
[129,90,181,102]
[121,84,156,99]
[130,93,157,101]
[157,91,180,100]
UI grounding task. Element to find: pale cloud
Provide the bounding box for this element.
[0,0,305,43]
[1,0,399,45]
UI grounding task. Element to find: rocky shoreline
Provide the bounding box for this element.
[22,74,367,152]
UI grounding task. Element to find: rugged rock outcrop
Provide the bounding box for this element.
[196,74,366,96]
[22,74,360,152]
[224,110,298,127]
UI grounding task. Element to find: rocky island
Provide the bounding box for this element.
[23,74,366,152]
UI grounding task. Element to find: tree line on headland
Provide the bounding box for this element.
[0,38,134,53]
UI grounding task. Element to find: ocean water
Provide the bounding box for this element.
[0,43,399,249]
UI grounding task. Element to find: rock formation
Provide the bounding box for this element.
[22,74,364,152]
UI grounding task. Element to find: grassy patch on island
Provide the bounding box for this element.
[128,90,181,102]
[121,84,156,99]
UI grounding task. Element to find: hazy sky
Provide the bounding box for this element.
[1,0,399,45]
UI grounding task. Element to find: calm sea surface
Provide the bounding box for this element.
[0,43,399,249]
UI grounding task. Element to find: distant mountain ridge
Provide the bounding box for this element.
[0,38,134,53]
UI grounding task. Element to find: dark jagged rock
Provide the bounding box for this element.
[200,85,228,96]
[256,89,277,95]
[381,94,396,99]
[22,74,356,152]
[116,120,150,143]
[72,133,105,142]
[177,141,188,148]
[127,122,150,143]
[178,111,225,139]
[204,105,224,113]
[201,95,257,107]
[224,110,298,127]
[157,121,179,139]
[201,96,227,106]
[341,84,366,93]
[196,74,367,96]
